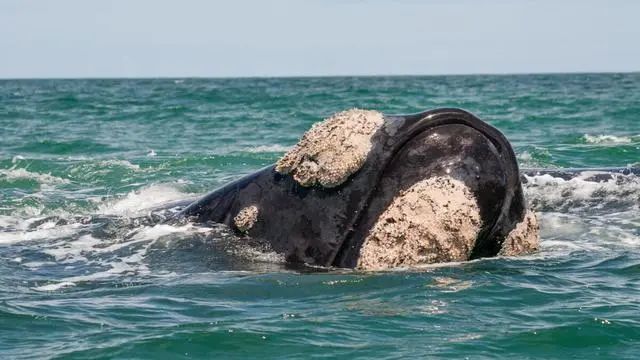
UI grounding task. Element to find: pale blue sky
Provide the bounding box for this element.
[1,0,639,78]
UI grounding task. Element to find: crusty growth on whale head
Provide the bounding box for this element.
[357,177,483,270]
[275,109,384,187]
[499,210,539,256]
[233,205,259,233]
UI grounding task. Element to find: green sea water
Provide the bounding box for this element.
[1,74,640,359]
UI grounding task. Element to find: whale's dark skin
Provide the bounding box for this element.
[168,110,640,267]
[171,108,532,268]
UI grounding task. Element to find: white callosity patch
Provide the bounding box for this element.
[357,177,482,270]
[499,210,540,256]
[233,205,259,233]
[276,109,384,187]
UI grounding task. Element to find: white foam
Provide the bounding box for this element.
[516,150,549,168]
[98,184,191,216]
[507,173,640,259]
[30,223,214,291]
[0,215,20,229]
[34,281,76,292]
[128,223,210,241]
[523,173,640,211]
[59,155,91,161]
[517,151,533,162]
[537,209,640,255]
[0,168,70,185]
[3,167,638,292]
[244,144,291,153]
[11,155,25,164]
[1,183,195,247]
[14,205,47,218]
[97,160,141,171]
[227,245,286,264]
[41,234,102,262]
[0,223,85,245]
[582,134,639,144]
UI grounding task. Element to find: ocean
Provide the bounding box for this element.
[1,74,639,359]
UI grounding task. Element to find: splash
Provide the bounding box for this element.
[522,172,640,258]
[523,172,640,212]
[0,181,288,291]
[97,184,191,216]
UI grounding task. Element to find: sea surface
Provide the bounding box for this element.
[1,74,639,359]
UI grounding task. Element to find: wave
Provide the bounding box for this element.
[523,172,640,212]
[517,151,533,162]
[96,159,141,171]
[1,182,285,291]
[2,167,640,291]
[537,210,640,256]
[519,172,640,260]
[0,167,70,185]
[0,221,84,245]
[0,184,190,244]
[31,223,212,291]
[582,134,640,144]
[243,144,291,153]
[2,159,142,188]
[96,183,191,216]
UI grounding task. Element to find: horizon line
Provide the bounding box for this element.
[1,70,639,81]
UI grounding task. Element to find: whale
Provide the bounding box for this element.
[170,108,540,269]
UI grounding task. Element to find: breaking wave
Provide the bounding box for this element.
[0,183,285,292]
[523,172,640,212]
[0,168,70,185]
[582,134,640,145]
[2,163,640,292]
[522,172,640,261]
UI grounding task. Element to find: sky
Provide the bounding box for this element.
[1,0,639,78]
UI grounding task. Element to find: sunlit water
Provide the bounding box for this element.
[1,75,639,359]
